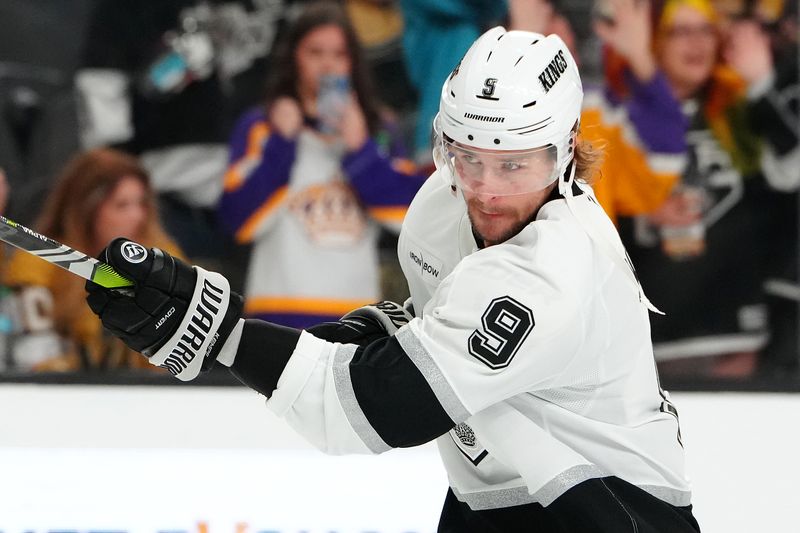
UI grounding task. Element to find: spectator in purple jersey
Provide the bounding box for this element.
[218,2,426,329]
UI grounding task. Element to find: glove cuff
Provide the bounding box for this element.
[216,318,245,367]
[340,301,413,335]
[149,266,236,381]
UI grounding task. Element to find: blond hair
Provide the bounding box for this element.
[573,130,606,186]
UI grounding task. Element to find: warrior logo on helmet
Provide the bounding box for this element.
[463,112,505,123]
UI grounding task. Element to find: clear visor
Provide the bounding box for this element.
[434,125,560,196]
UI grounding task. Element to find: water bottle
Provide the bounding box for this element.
[317,74,350,134]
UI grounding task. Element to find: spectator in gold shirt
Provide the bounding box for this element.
[3,149,182,373]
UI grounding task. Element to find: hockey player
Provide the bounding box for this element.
[86,27,701,532]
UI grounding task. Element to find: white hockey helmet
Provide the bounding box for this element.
[434,27,583,196]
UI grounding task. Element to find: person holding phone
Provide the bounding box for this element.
[218,2,426,329]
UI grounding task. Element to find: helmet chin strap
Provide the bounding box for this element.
[558,157,576,198]
[448,174,458,197]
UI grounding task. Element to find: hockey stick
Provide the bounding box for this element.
[0,215,133,289]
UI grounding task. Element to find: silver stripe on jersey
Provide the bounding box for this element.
[640,484,692,508]
[533,464,606,506]
[452,465,605,510]
[452,466,693,510]
[452,484,536,511]
[396,326,471,423]
[332,344,391,454]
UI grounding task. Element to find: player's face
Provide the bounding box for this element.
[94,176,148,248]
[656,5,718,97]
[464,182,556,247]
[450,145,558,196]
[295,24,352,96]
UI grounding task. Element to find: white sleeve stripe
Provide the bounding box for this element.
[267,331,330,417]
[331,344,392,454]
[395,326,471,423]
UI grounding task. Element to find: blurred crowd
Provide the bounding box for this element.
[0,0,796,384]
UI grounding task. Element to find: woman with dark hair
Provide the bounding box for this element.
[3,148,181,372]
[264,1,383,136]
[218,2,425,329]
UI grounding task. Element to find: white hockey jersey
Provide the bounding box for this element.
[396,172,690,509]
[264,170,691,511]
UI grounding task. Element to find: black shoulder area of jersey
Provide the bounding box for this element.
[349,336,457,448]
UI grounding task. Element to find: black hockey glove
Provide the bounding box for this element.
[85,238,243,380]
[307,300,413,346]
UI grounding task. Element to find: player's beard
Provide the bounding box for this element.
[466,198,539,247]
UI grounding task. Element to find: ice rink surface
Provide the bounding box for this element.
[1,385,798,532]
